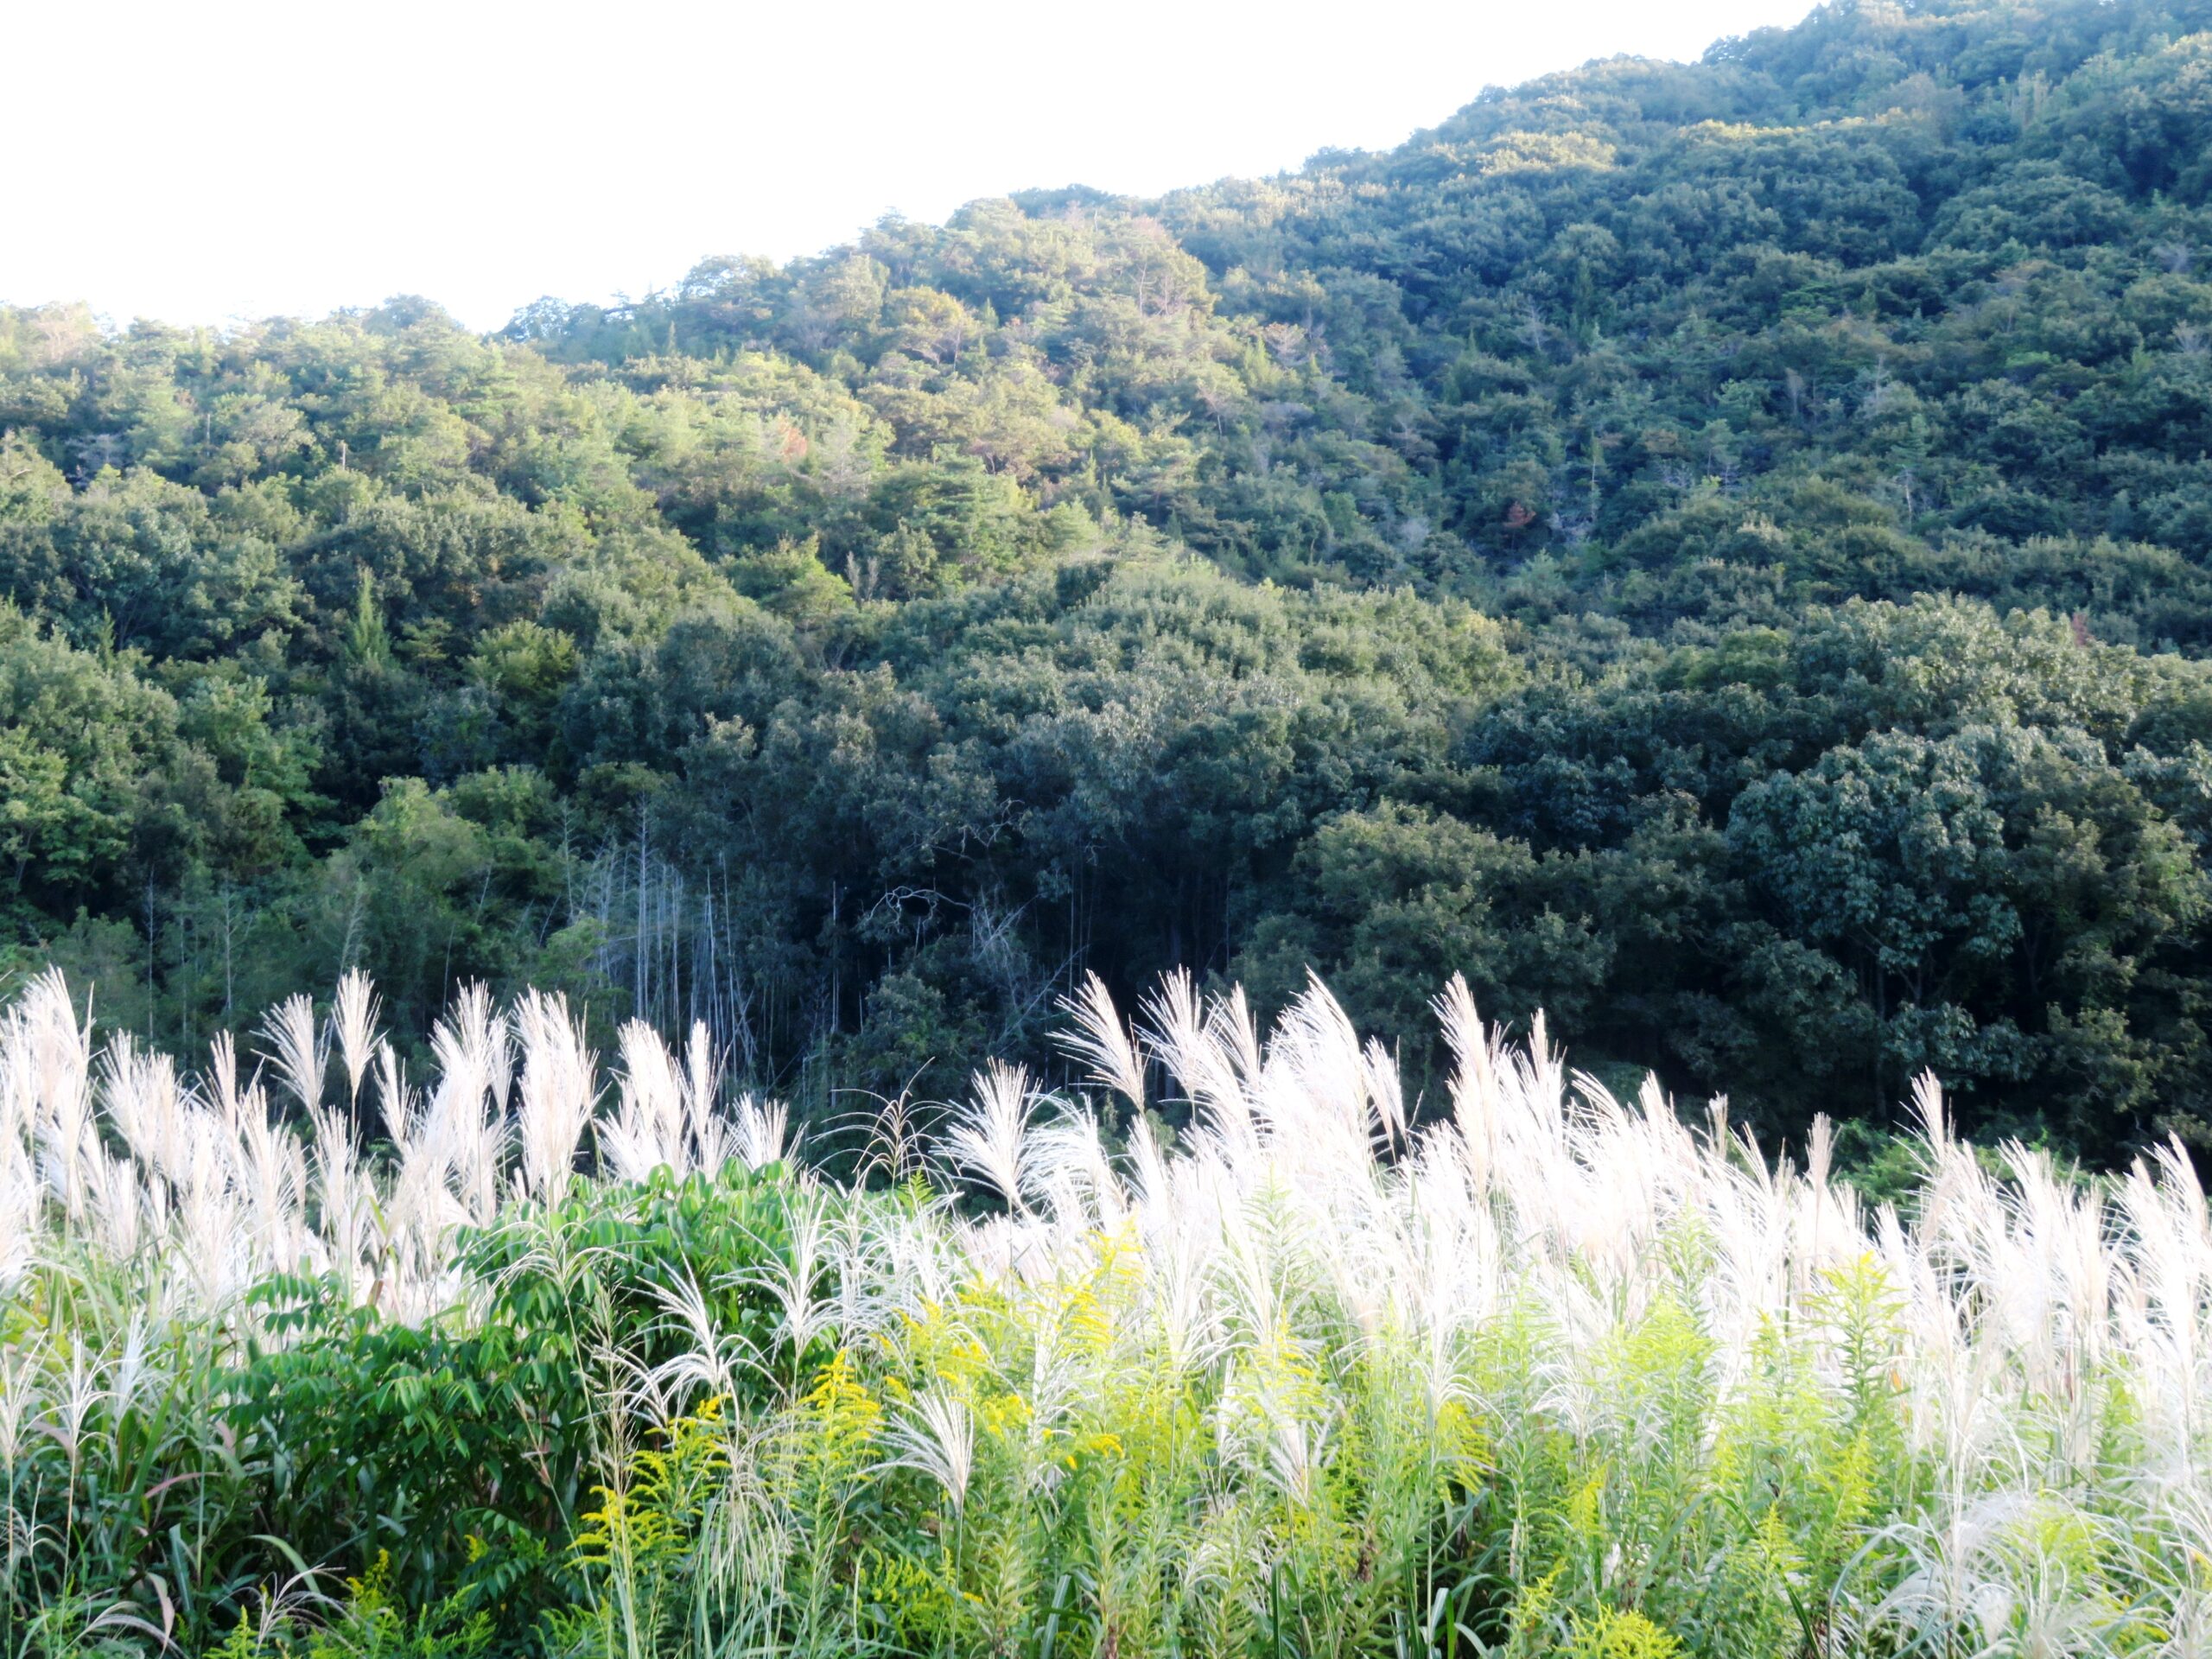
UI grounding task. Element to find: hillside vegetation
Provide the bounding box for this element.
[12,0,2212,1155]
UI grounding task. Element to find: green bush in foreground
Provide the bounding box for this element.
[4,969,2209,1657]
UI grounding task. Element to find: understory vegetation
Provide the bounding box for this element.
[7,965,2212,1658]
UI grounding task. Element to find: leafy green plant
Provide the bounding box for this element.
[456,1160,817,1410]
[224,1162,811,1626]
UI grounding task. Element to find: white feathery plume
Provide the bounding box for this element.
[1125,1109,1173,1220]
[679,1020,725,1171]
[1208,982,1264,1086]
[99,1033,171,1180]
[20,968,96,1218]
[437,982,512,1118]
[512,989,597,1202]
[331,969,383,1111]
[730,1094,791,1173]
[258,993,327,1116]
[944,1060,1035,1211]
[1362,1035,1407,1151]
[607,1018,686,1183]
[234,1076,304,1271]
[648,1268,751,1406]
[757,1188,838,1353]
[1023,1099,1126,1230]
[374,1039,410,1128]
[428,994,505,1226]
[1262,1395,1328,1510]
[308,1096,371,1294]
[822,1200,892,1336]
[0,1145,37,1289]
[203,1030,243,1134]
[1144,1203,1222,1379]
[1056,971,1147,1110]
[1141,969,1248,1153]
[1263,973,1371,1147]
[84,1147,148,1263]
[880,1387,975,1516]
[859,1088,929,1186]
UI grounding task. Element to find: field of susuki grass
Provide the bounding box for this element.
[5,966,2211,1659]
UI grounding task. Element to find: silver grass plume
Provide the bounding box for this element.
[331,969,383,1111]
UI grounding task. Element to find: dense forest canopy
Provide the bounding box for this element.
[10,0,2212,1159]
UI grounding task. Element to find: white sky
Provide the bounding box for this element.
[9,0,1819,334]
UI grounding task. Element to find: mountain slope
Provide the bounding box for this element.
[8,0,2212,1154]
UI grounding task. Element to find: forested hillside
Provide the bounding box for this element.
[10,0,2212,1156]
